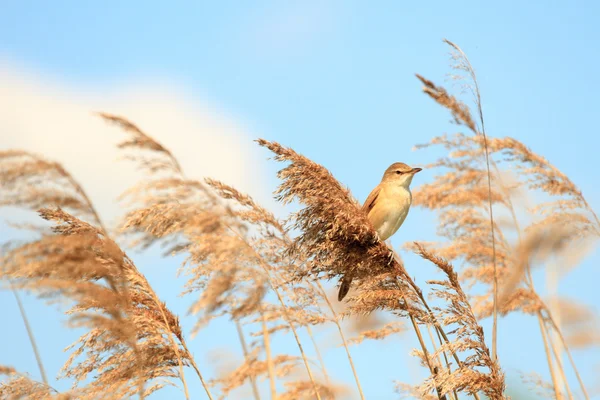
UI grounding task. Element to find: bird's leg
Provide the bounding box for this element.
[385,240,395,265]
[374,231,382,244]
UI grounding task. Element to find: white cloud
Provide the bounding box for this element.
[0,64,269,227]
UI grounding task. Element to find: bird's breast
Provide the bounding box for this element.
[368,186,412,241]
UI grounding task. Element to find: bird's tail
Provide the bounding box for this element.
[337,275,353,301]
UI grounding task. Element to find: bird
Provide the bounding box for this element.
[337,162,422,301]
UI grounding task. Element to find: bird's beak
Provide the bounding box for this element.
[411,167,423,174]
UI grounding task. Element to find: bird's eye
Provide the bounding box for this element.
[395,171,402,175]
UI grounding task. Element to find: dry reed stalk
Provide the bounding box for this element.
[417,49,500,361]
[388,250,481,400]
[101,113,337,397]
[398,265,482,400]
[442,39,500,362]
[408,312,446,400]
[256,139,416,305]
[235,321,261,400]
[315,281,365,400]
[414,244,505,399]
[225,225,323,400]
[251,267,333,392]
[0,143,214,399]
[413,41,595,399]
[206,178,360,397]
[415,134,593,399]
[257,138,434,392]
[1,42,593,398]
[506,138,594,400]
[425,325,458,400]
[538,315,563,400]
[546,321,574,400]
[9,282,48,386]
[101,113,273,397]
[516,178,591,400]
[544,308,591,400]
[179,336,214,400]
[0,150,109,387]
[257,138,495,399]
[0,151,117,394]
[261,310,277,399]
[306,324,331,387]
[1,209,194,398]
[413,130,590,399]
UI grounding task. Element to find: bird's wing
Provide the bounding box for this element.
[362,185,381,213]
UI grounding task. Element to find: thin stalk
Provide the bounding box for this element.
[485,147,500,362]
[472,68,499,363]
[226,224,329,400]
[492,122,590,399]
[306,325,331,386]
[7,162,103,389]
[546,267,570,400]
[148,293,191,400]
[68,180,147,397]
[491,160,577,400]
[139,261,212,400]
[391,254,448,400]
[546,319,574,400]
[261,273,321,400]
[407,309,445,400]
[274,279,333,388]
[526,274,571,399]
[272,231,354,397]
[10,283,47,385]
[104,276,145,400]
[235,321,261,400]
[180,336,213,400]
[521,229,566,399]
[523,260,588,399]
[426,324,443,370]
[427,325,457,400]
[443,39,587,399]
[395,258,481,400]
[544,309,590,400]
[80,128,209,398]
[261,310,277,399]
[538,315,563,400]
[226,227,322,400]
[443,38,499,361]
[315,281,365,400]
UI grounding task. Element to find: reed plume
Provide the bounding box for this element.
[1,208,190,398]
[100,114,342,399]
[1,40,595,400]
[413,40,595,399]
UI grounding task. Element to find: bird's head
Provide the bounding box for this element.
[382,162,422,188]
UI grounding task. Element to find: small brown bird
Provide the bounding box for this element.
[338,162,422,301]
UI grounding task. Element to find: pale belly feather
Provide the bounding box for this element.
[373,187,412,241]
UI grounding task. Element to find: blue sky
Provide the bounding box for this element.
[1,1,599,399]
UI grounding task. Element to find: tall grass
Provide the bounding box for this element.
[1,42,596,400]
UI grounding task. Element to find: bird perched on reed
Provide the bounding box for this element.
[338,162,422,301]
